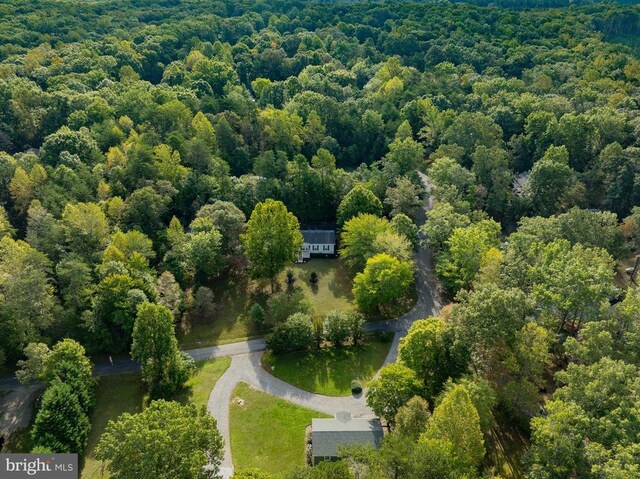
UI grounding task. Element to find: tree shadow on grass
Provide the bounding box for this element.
[264,338,391,396]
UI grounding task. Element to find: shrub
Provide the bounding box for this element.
[266,313,315,353]
[312,317,325,348]
[249,303,266,326]
[324,310,352,347]
[285,269,295,286]
[351,380,363,395]
[267,289,313,323]
[348,312,365,344]
[309,271,318,284]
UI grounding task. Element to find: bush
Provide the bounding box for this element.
[348,312,365,344]
[285,269,295,286]
[312,317,325,348]
[309,271,318,284]
[249,303,266,325]
[267,289,313,323]
[266,313,315,353]
[351,380,363,395]
[324,310,352,347]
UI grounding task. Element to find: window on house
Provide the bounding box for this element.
[312,245,319,251]
[323,245,329,251]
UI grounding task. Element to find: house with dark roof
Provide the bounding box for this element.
[311,412,384,465]
[298,229,336,262]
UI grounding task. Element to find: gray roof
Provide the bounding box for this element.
[301,229,335,245]
[312,413,384,458]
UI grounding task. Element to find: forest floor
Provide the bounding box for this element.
[485,411,529,479]
[261,333,393,396]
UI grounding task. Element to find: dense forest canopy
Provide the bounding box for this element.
[3,0,640,477]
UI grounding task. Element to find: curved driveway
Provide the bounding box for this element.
[208,173,443,477]
[0,174,441,478]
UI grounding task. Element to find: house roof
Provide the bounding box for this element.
[312,413,384,458]
[301,229,335,245]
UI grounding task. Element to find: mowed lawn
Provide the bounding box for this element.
[275,259,354,316]
[81,357,231,479]
[229,382,330,476]
[180,259,353,349]
[262,334,392,396]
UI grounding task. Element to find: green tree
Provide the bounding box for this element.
[95,400,224,479]
[394,396,431,439]
[384,130,425,175]
[16,342,50,384]
[421,201,472,251]
[436,220,501,294]
[0,205,15,239]
[527,146,574,217]
[384,177,423,220]
[390,213,419,249]
[0,237,57,361]
[442,111,503,160]
[194,201,246,255]
[366,363,422,424]
[427,157,476,209]
[241,199,303,291]
[40,125,99,166]
[529,240,615,333]
[61,202,110,260]
[323,310,352,347]
[31,381,91,454]
[339,214,391,271]
[124,187,170,239]
[89,273,150,353]
[132,302,193,398]
[266,312,315,353]
[353,253,413,314]
[422,384,485,474]
[337,184,383,225]
[398,317,451,399]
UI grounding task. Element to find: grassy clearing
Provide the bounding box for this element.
[180,259,354,349]
[179,274,267,349]
[81,357,231,479]
[485,411,529,479]
[229,382,330,477]
[276,259,354,316]
[262,334,393,396]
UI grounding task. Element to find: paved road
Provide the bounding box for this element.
[0,339,268,392]
[208,172,442,477]
[1,173,442,478]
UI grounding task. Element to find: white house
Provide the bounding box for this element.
[298,229,336,262]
